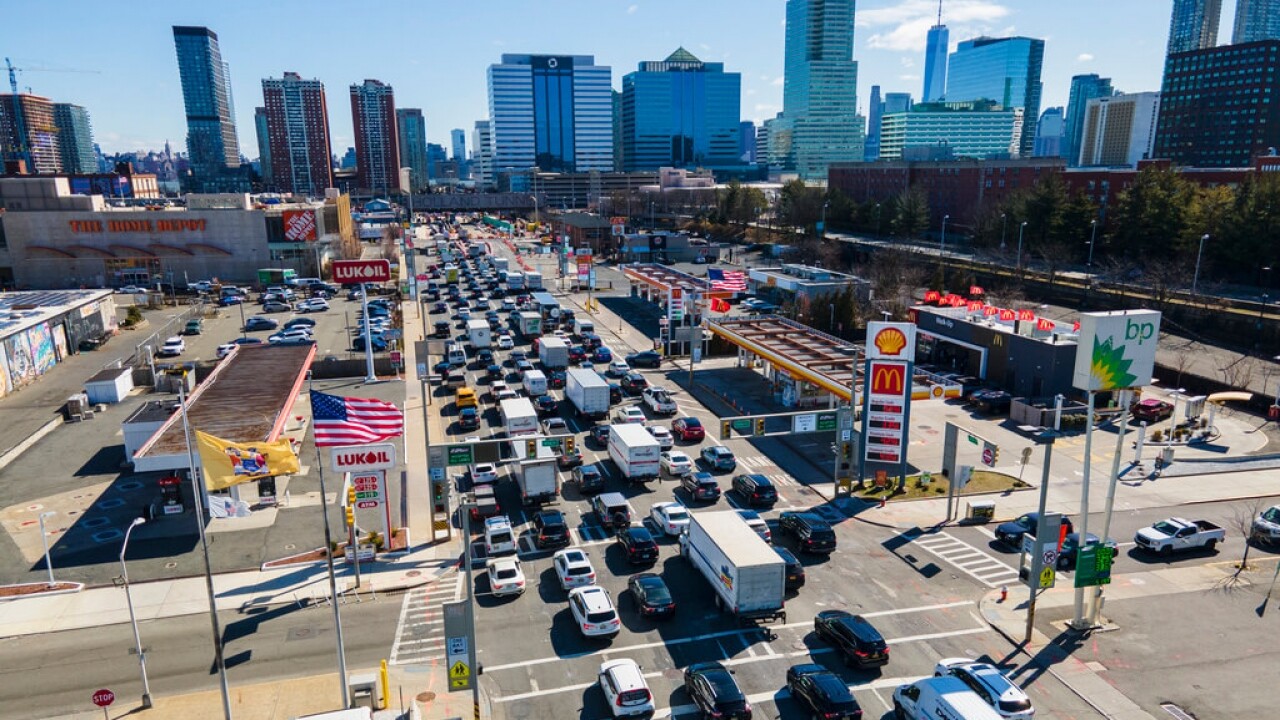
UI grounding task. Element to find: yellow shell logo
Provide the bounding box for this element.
[874,327,907,355]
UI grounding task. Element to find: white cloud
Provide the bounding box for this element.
[754,103,780,114]
[859,0,1012,53]
[770,76,784,86]
[746,88,757,96]
[627,4,638,14]
[1077,53,1094,62]
[900,57,915,68]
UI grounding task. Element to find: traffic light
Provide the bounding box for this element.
[344,505,355,528]
[347,486,356,506]
[992,445,1000,464]
[721,420,732,440]
[564,436,576,454]
[754,418,766,436]
[432,480,446,512]
[525,439,537,458]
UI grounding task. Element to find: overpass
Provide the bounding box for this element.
[404,193,538,212]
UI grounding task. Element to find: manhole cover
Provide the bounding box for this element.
[96,499,126,510]
[82,517,111,529]
[92,529,124,543]
[285,544,297,550]
[25,504,43,512]
[416,692,436,703]
[165,562,178,569]
[287,627,315,641]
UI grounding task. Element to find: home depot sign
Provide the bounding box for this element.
[283,210,317,242]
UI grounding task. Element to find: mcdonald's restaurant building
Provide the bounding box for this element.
[909,305,1079,398]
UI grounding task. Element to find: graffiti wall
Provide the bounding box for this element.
[1,322,70,398]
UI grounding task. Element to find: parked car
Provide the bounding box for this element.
[671,416,705,442]
[786,664,863,720]
[283,317,316,330]
[157,336,185,357]
[684,662,751,719]
[1056,532,1119,571]
[1132,398,1175,423]
[778,512,837,554]
[814,610,889,668]
[216,342,238,359]
[183,319,203,335]
[244,316,279,332]
[972,389,1013,414]
[262,300,291,313]
[1134,517,1225,555]
[1252,504,1280,545]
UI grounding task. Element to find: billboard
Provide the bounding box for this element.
[865,321,917,362]
[282,210,318,242]
[1072,310,1161,391]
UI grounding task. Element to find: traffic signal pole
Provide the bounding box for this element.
[1025,431,1056,645]
[1090,389,1133,625]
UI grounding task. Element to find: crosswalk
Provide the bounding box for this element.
[389,573,459,666]
[910,531,1019,588]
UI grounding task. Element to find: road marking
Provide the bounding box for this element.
[910,532,1019,587]
[390,575,456,666]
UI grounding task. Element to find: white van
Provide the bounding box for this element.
[447,343,467,367]
[574,319,595,338]
[893,677,1005,720]
[484,516,516,556]
[522,369,548,397]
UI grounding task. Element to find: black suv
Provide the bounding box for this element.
[534,395,558,417]
[684,662,752,719]
[572,464,605,494]
[680,473,722,503]
[731,474,778,507]
[773,547,806,591]
[620,371,648,394]
[590,424,612,447]
[779,512,837,554]
[786,664,863,719]
[617,527,659,564]
[533,510,571,549]
[813,610,889,668]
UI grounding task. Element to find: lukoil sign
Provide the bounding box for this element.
[1072,310,1161,392]
[330,443,397,472]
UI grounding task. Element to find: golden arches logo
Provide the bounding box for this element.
[870,364,905,395]
[873,327,908,356]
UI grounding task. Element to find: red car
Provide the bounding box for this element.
[1132,398,1174,422]
[671,416,705,442]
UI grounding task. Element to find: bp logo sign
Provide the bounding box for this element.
[1072,311,1161,391]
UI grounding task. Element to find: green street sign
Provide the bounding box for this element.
[446,445,473,467]
[731,419,751,431]
[816,413,838,431]
[1073,544,1115,588]
[541,438,562,448]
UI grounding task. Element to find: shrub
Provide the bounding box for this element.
[124,306,143,327]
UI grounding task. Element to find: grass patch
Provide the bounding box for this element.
[853,470,1028,502]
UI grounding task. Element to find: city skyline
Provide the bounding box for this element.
[4,1,1202,157]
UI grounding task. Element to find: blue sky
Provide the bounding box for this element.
[6,0,1205,156]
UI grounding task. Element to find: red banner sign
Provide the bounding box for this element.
[967,301,984,312]
[923,290,941,303]
[333,260,392,284]
[983,305,999,316]
[1037,317,1056,331]
[999,309,1016,321]
[1018,309,1036,321]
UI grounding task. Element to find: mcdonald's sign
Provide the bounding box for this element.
[967,301,984,312]
[1036,317,1056,331]
[868,361,907,398]
[923,290,941,303]
[1018,309,1036,321]
[999,309,1016,321]
[983,305,999,316]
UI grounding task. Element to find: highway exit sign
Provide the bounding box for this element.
[333,259,392,284]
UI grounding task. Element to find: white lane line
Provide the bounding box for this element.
[484,600,975,673]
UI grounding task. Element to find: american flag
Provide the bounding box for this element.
[310,390,404,447]
[707,267,747,292]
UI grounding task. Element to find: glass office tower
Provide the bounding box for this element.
[1167,0,1223,54]
[1232,0,1280,43]
[172,26,241,189]
[923,23,949,102]
[621,47,741,171]
[946,36,1044,157]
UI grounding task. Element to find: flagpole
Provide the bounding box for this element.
[178,386,234,720]
[308,377,352,708]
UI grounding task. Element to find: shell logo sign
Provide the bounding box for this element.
[865,321,917,362]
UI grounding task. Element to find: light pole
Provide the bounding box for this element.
[1087,219,1098,268]
[38,511,56,587]
[1016,221,1028,271]
[940,214,950,255]
[821,201,830,240]
[875,203,882,239]
[1000,213,1008,251]
[1193,233,1209,295]
[829,303,835,333]
[120,517,152,709]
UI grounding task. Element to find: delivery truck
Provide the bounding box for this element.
[500,397,539,437]
[516,311,542,337]
[509,440,559,506]
[525,270,543,290]
[607,423,661,484]
[522,369,548,397]
[566,368,610,419]
[679,510,786,624]
[466,318,492,349]
[506,272,525,293]
[538,337,570,369]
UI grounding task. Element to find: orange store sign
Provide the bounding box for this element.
[69,219,209,234]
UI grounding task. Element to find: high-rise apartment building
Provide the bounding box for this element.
[1,94,61,173]
[621,48,741,171]
[1078,92,1160,167]
[451,128,466,162]
[1032,107,1064,158]
[1167,0,1223,54]
[253,107,272,187]
[946,36,1044,157]
[739,121,757,163]
[472,120,494,189]
[397,108,429,192]
[486,54,614,179]
[350,79,400,194]
[261,72,333,196]
[1063,74,1114,167]
[1154,40,1280,167]
[1233,0,1280,43]
[923,6,949,102]
[772,0,864,179]
[53,103,96,174]
[172,26,241,189]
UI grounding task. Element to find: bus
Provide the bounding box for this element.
[257,268,298,287]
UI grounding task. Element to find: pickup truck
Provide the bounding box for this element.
[1134,517,1225,555]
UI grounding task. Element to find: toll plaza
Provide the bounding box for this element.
[706,315,965,409]
[620,263,735,355]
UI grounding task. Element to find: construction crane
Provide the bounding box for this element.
[4,57,101,171]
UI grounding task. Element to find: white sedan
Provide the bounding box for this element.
[486,557,526,597]
[497,334,514,350]
[647,425,674,450]
[614,406,646,424]
[297,298,330,312]
[649,501,691,536]
[659,451,693,477]
[606,359,631,377]
[552,548,597,590]
[216,342,237,360]
[157,336,185,357]
[470,463,499,485]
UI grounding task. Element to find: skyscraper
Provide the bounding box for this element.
[946,36,1044,157]
[621,48,741,171]
[351,79,400,194]
[1233,0,1280,43]
[53,103,96,174]
[1,93,60,173]
[884,93,914,115]
[1078,93,1160,167]
[451,128,466,162]
[922,2,949,102]
[486,54,614,178]
[1167,0,1223,54]
[773,0,865,179]
[398,109,429,192]
[739,121,757,163]
[172,26,241,190]
[261,72,333,196]
[1063,74,1114,167]
[1032,107,1064,158]
[865,85,883,161]
[473,119,494,189]
[253,107,272,188]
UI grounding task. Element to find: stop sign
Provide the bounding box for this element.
[92,689,115,707]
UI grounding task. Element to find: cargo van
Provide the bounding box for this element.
[522,369,548,397]
[574,319,595,337]
[892,677,1004,720]
[447,343,467,367]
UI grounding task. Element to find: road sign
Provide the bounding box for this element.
[330,444,397,473]
[1038,566,1056,589]
[450,661,470,689]
[981,445,996,466]
[92,689,115,707]
[332,259,392,284]
[817,413,838,431]
[390,351,403,367]
[793,414,817,433]
[1074,544,1115,588]
[448,637,468,656]
[1041,548,1059,567]
[446,445,474,466]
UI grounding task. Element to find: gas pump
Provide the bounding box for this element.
[159,476,184,515]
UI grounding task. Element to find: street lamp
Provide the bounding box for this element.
[821,201,830,240]
[829,303,836,333]
[1000,213,1008,251]
[38,511,56,587]
[120,517,152,709]
[1193,233,1210,295]
[875,203,882,239]
[940,214,951,255]
[1016,221,1028,271]
[1087,219,1098,268]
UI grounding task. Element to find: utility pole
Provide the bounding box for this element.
[1071,391,1097,630]
[1025,431,1056,644]
[1090,389,1132,625]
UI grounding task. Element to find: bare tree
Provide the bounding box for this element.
[1227,499,1271,580]
[1219,354,1259,390]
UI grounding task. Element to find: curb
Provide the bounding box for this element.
[0,417,63,472]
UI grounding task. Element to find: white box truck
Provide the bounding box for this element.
[500,397,539,437]
[538,337,570,369]
[506,272,525,293]
[566,368,610,419]
[466,318,492,349]
[509,441,559,506]
[525,271,543,290]
[607,423,661,484]
[573,318,595,338]
[522,369,548,397]
[679,510,786,623]
[492,257,509,274]
[516,311,542,337]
